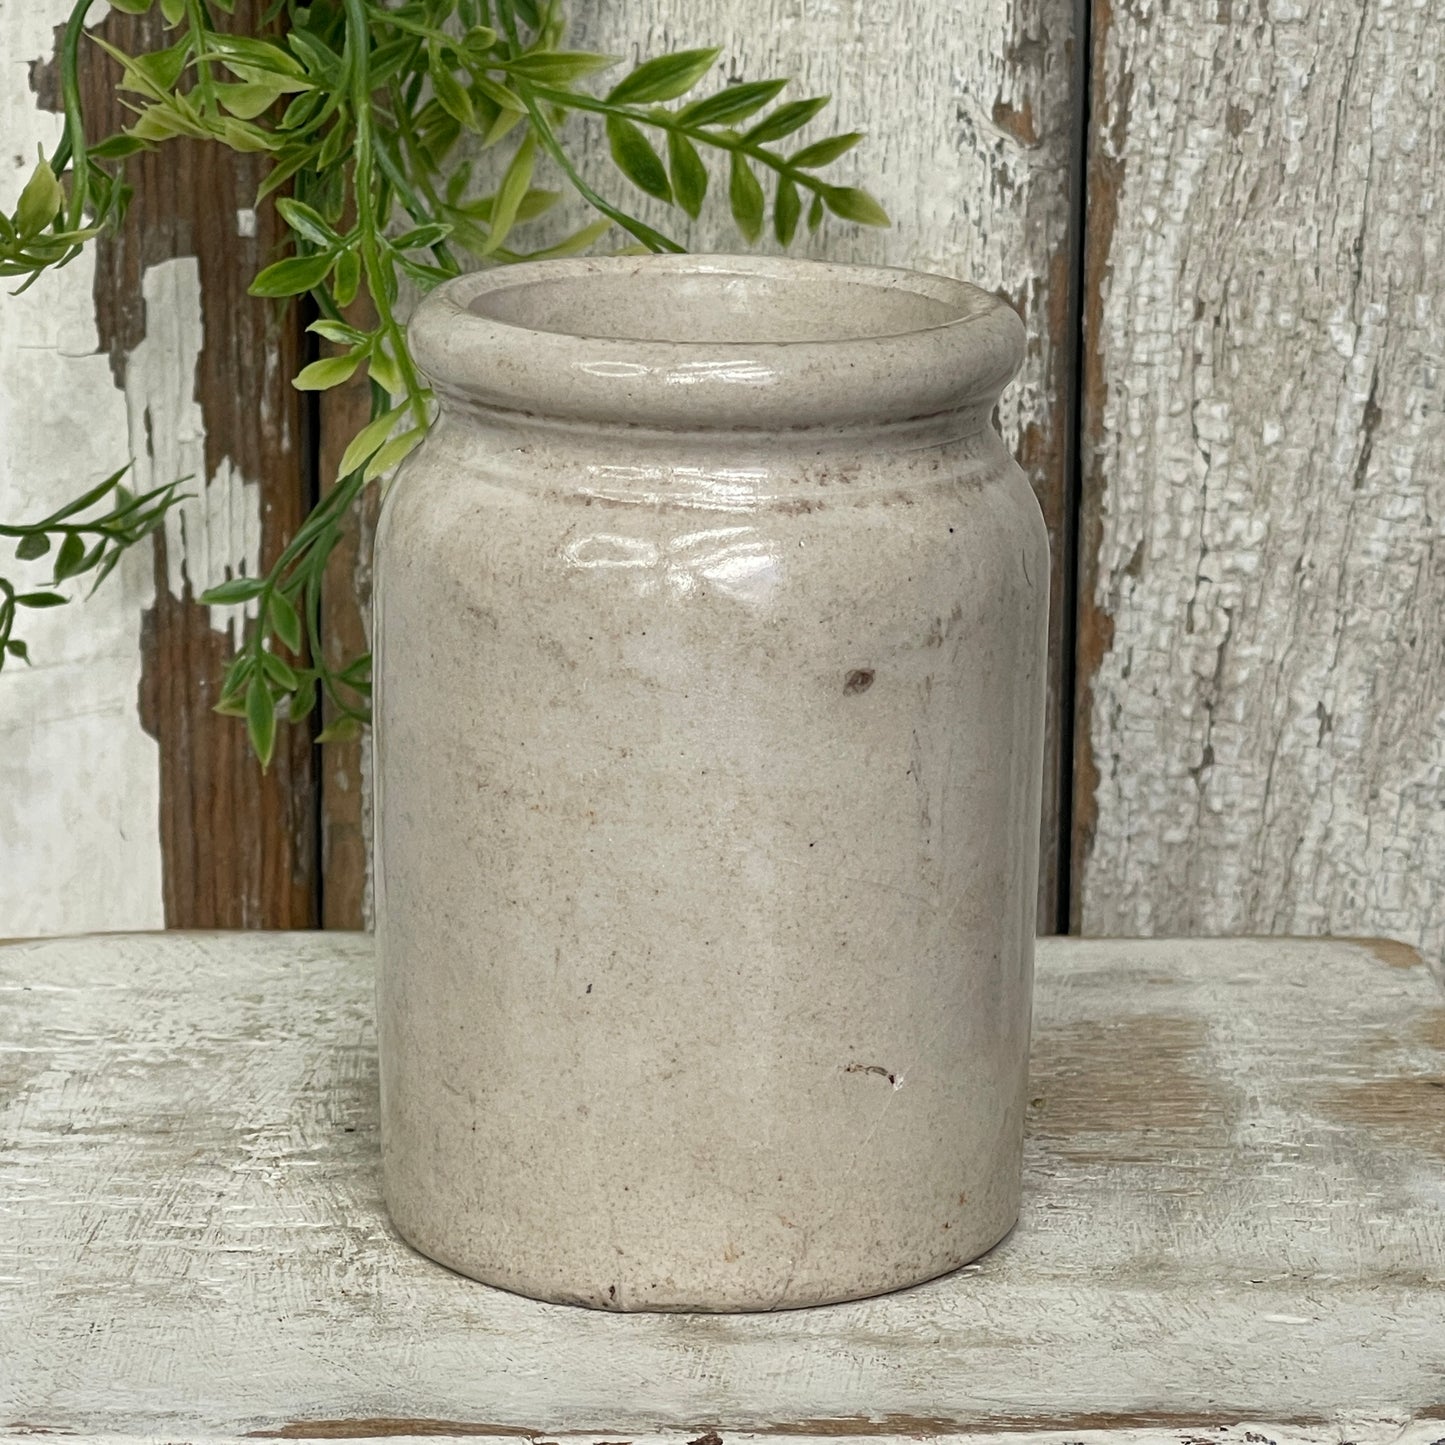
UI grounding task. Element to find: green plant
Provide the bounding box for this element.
[1,0,886,763]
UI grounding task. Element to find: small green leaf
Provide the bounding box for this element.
[5,639,31,664]
[338,653,372,687]
[129,38,195,94]
[745,96,830,143]
[507,51,617,83]
[679,79,788,127]
[200,575,266,605]
[16,591,66,608]
[290,676,317,722]
[774,174,801,246]
[217,118,280,154]
[15,533,50,561]
[482,132,537,255]
[16,155,64,236]
[367,345,404,395]
[215,82,284,119]
[293,352,362,390]
[316,715,362,744]
[249,251,334,298]
[160,0,185,23]
[606,115,671,203]
[90,133,150,161]
[512,216,615,260]
[261,649,299,689]
[728,153,765,242]
[390,222,453,251]
[276,197,338,247]
[338,406,406,478]
[308,319,367,345]
[332,249,361,306]
[246,673,277,769]
[53,533,86,581]
[107,0,154,11]
[363,426,427,483]
[807,191,825,231]
[473,75,526,114]
[269,590,303,652]
[287,29,342,86]
[460,25,500,59]
[822,185,891,227]
[606,47,719,105]
[790,131,865,168]
[204,35,309,81]
[430,43,476,129]
[666,131,708,218]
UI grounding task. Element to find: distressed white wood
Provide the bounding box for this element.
[122,257,264,645]
[2,932,1441,1439]
[1077,0,1445,956]
[567,0,1076,471]
[0,0,162,938]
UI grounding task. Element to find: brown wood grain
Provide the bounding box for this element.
[318,330,379,931]
[73,4,318,927]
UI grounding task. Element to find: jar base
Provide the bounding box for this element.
[384,1201,1020,1314]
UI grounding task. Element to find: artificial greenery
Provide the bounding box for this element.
[0,0,885,764]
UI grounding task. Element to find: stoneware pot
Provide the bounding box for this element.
[374,254,1048,1312]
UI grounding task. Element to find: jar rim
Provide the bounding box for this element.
[409,255,1025,432]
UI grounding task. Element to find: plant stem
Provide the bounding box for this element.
[342,0,431,432]
[492,0,680,252]
[185,0,219,112]
[54,0,97,227]
[530,83,828,199]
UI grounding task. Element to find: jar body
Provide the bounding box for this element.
[374,407,1049,1310]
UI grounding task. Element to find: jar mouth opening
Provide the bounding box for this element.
[410,255,1025,433]
[465,259,985,346]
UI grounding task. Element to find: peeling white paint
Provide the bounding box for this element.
[123,257,264,645]
[0,2,163,938]
[1080,0,1445,957]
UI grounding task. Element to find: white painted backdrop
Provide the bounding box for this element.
[3,0,1442,954]
[0,1,162,935]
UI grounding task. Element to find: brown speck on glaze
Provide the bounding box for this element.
[843,669,875,694]
[843,1062,897,1085]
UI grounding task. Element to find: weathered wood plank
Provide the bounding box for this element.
[560,0,1082,929]
[1074,0,1445,951]
[0,3,164,936]
[70,4,317,927]
[2,932,1441,1434]
[319,343,378,931]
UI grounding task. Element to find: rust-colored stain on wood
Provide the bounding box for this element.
[1069,0,1127,929]
[1029,1012,1228,1158]
[992,96,1039,146]
[1356,937,1425,970]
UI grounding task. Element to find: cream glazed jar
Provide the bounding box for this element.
[374,255,1048,1312]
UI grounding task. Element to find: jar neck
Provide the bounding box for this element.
[434,391,999,451]
[423,398,1010,506]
